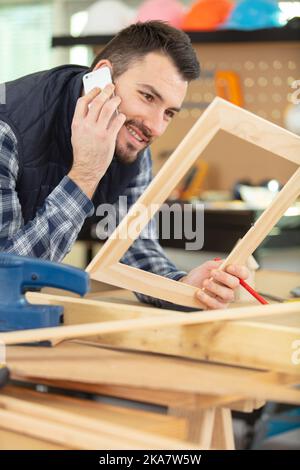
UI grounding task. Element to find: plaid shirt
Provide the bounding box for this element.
[0,120,188,309]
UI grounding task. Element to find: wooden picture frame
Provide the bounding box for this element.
[86,98,300,308]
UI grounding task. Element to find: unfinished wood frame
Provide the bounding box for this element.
[86,97,300,308]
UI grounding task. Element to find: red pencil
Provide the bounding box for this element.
[239,278,269,305]
[213,258,269,305]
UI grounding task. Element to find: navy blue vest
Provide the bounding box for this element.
[0,65,143,224]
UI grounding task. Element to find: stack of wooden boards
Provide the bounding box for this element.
[0,270,299,450]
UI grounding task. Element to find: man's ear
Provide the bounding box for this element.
[93,59,113,76]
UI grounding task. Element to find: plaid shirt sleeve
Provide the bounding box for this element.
[120,149,194,311]
[0,120,94,261]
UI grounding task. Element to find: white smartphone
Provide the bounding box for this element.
[82,66,112,94]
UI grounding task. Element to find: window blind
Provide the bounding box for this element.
[0,2,53,83]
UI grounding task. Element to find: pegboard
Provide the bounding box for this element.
[151,41,300,190]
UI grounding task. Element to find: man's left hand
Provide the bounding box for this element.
[179,259,249,309]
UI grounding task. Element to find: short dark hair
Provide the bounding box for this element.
[90,21,200,81]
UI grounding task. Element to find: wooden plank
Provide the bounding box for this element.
[169,406,215,447]
[89,263,204,309]
[2,296,300,346]
[170,404,236,450]
[218,98,300,165]
[12,375,250,412]
[2,385,187,440]
[6,342,300,405]
[220,167,300,268]
[27,291,178,320]
[0,389,192,450]
[211,408,235,450]
[11,376,264,413]
[33,291,299,374]
[0,429,66,450]
[0,409,122,450]
[70,320,300,374]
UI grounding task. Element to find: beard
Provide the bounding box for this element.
[114,119,152,165]
[114,142,146,164]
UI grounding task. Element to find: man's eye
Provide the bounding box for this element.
[165,110,175,119]
[141,92,154,102]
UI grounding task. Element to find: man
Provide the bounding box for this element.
[0,21,248,310]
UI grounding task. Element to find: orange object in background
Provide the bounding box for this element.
[182,0,233,31]
[215,70,244,107]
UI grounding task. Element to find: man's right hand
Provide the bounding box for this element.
[68,85,126,199]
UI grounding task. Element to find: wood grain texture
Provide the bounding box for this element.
[0,389,192,450]
[211,408,235,450]
[10,376,264,413]
[30,290,299,374]
[66,312,300,374]
[6,342,300,405]
[2,297,300,349]
[89,262,204,309]
[218,98,300,165]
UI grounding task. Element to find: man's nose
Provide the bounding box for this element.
[143,111,167,138]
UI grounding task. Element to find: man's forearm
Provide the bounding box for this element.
[0,176,93,261]
[68,168,101,200]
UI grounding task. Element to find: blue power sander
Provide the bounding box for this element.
[0,252,89,332]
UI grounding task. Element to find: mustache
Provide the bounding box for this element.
[125,119,152,142]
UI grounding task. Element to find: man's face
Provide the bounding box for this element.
[112,52,188,164]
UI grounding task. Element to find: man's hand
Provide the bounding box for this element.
[69,85,126,199]
[179,259,249,309]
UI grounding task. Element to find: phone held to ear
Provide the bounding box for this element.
[83,66,113,94]
[82,67,118,115]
